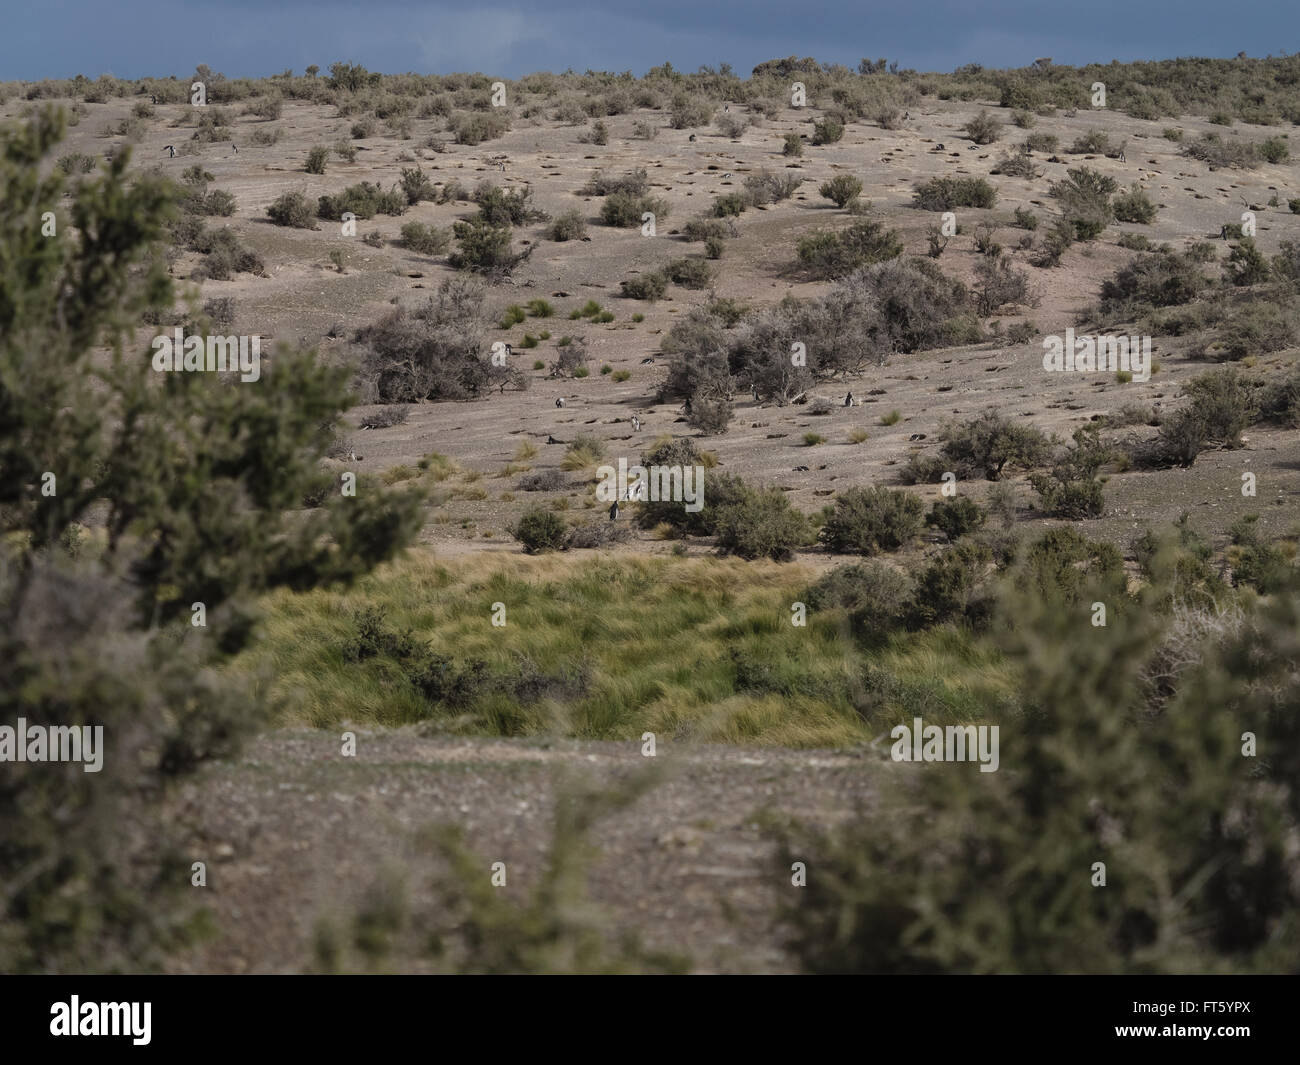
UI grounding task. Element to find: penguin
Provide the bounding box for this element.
[232,142,238,155]
[631,415,641,432]
[164,145,176,158]
[609,501,619,521]
[844,391,854,407]
[547,435,558,444]
[555,397,565,408]
[689,134,696,142]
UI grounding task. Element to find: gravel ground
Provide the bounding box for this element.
[166,728,897,973]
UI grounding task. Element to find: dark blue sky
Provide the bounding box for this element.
[2,0,1295,81]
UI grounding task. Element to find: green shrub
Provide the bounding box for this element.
[796,219,903,279]
[1049,167,1117,239]
[664,258,713,289]
[1259,137,1289,164]
[452,111,509,145]
[1013,206,1039,230]
[1112,186,1158,224]
[512,508,569,553]
[819,486,924,555]
[600,192,668,227]
[805,561,914,640]
[912,176,997,211]
[939,411,1051,480]
[546,209,587,241]
[305,146,329,174]
[267,190,317,228]
[783,133,804,157]
[714,490,811,561]
[449,218,529,276]
[712,192,748,217]
[1225,237,1271,286]
[474,183,544,226]
[1029,426,1113,519]
[811,118,844,145]
[963,109,1002,144]
[820,174,863,208]
[399,166,436,205]
[619,271,669,301]
[399,221,450,256]
[682,218,731,242]
[318,182,407,221]
[1099,249,1205,310]
[1182,132,1259,169]
[908,540,993,628]
[925,496,987,541]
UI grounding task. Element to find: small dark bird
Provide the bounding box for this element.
[609,501,619,521]
[844,392,854,407]
[232,143,238,154]
[164,145,176,158]
[640,356,654,364]
[935,143,945,150]
[547,435,558,444]
[688,134,696,142]
[908,433,928,442]
[792,465,809,472]
[555,397,565,408]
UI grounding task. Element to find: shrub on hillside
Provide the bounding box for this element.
[819,486,925,555]
[400,221,450,256]
[912,176,997,211]
[796,219,903,279]
[600,192,669,228]
[513,508,569,553]
[1112,185,1158,224]
[546,209,588,241]
[267,190,317,228]
[963,109,1002,144]
[805,561,914,640]
[925,496,987,541]
[714,491,811,561]
[820,174,863,208]
[939,411,1052,480]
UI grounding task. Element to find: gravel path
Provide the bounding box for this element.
[166,729,893,973]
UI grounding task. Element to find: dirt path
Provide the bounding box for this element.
[166,729,893,973]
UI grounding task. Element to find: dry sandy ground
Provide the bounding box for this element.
[19,91,1300,556]
[165,729,892,973]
